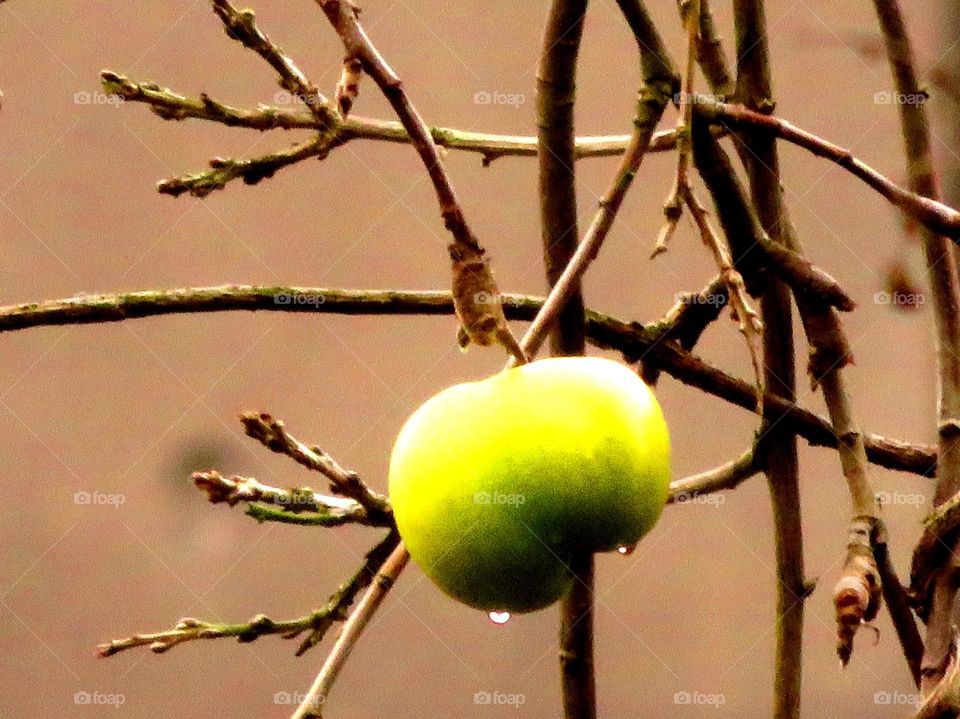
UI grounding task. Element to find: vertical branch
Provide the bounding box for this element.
[537,0,588,358]
[517,0,675,363]
[871,0,960,698]
[537,2,593,717]
[732,2,806,717]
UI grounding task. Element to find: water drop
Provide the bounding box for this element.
[617,544,636,556]
[488,610,511,625]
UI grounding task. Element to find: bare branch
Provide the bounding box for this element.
[99,531,399,658]
[313,0,524,364]
[238,412,390,521]
[192,470,388,527]
[0,285,936,475]
[291,542,409,719]
[668,449,757,500]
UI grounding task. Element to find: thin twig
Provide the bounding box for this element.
[512,0,675,364]
[238,412,390,521]
[683,186,764,409]
[211,0,333,123]
[291,543,409,719]
[668,448,757,501]
[100,71,684,160]
[313,0,524,364]
[192,470,386,527]
[0,285,936,475]
[652,0,698,257]
[99,530,399,658]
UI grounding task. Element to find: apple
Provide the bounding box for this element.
[387,356,671,613]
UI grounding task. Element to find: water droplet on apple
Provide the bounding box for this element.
[488,610,511,625]
[617,544,636,556]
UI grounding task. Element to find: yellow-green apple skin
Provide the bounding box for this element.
[387,356,671,613]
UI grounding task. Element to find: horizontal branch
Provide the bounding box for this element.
[0,285,934,475]
[668,448,757,501]
[192,470,389,527]
[101,71,673,161]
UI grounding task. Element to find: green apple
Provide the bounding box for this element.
[387,356,671,613]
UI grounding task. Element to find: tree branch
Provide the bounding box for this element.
[0,285,936,475]
[291,542,409,719]
[733,3,806,716]
[870,0,960,699]
[99,530,399,658]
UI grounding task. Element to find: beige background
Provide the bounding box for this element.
[0,1,954,716]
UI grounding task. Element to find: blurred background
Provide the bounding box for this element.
[1,0,957,716]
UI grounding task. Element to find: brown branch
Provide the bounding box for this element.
[99,530,399,658]
[238,411,390,522]
[291,542,409,719]
[733,3,806,717]
[694,99,960,240]
[192,470,387,527]
[683,187,764,409]
[313,0,524,365]
[0,285,936,475]
[668,448,757,501]
[101,71,685,160]
[211,0,333,123]
[157,134,333,198]
[535,2,593,716]
[651,0,697,258]
[513,0,675,364]
[870,0,960,699]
